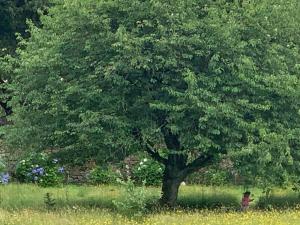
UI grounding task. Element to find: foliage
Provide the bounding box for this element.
[3,0,300,204]
[113,179,148,217]
[0,0,50,130]
[15,153,64,187]
[0,0,49,55]
[0,157,9,185]
[186,167,232,186]
[88,166,120,185]
[0,157,6,173]
[44,192,56,209]
[203,168,231,186]
[132,158,163,186]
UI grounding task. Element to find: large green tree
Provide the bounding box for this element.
[3,0,300,205]
[0,0,49,125]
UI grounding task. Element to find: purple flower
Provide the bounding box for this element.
[0,173,9,184]
[58,167,64,173]
[36,167,44,175]
[32,167,44,175]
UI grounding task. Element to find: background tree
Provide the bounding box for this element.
[3,0,300,206]
[0,0,49,125]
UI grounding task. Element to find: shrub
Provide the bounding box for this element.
[88,166,120,185]
[113,178,148,217]
[132,158,164,186]
[15,153,64,187]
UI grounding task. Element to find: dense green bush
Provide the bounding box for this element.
[88,166,120,185]
[132,158,164,186]
[15,153,64,187]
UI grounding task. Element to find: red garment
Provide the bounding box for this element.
[241,196,250,207]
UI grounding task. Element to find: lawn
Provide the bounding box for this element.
[0,184,299,225]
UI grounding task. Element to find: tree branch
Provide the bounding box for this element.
[132,127,167,165]
[144,141,167,165]
[180,154,214,177]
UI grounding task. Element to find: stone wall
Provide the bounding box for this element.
[0,140,18,172]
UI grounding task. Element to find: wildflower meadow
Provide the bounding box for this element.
[0,184,299,225]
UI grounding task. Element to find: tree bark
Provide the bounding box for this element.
[159,126,187,206]
[160,166,185,206]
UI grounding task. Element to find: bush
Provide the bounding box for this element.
[88,166,120,185]
[113,178,148,217]
[15,153,64,187]
[132,158,164,186]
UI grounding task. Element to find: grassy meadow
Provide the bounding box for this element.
[0,184,299,224]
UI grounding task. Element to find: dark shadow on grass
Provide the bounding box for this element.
[256,194,300,209]
[58,193,241,212]
[177,193,240,210]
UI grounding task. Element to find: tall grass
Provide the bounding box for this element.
[0,184,298,211]
[0,184,159,210]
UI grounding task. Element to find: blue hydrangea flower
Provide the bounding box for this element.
[1,173,9,184]
[58,167,64,173]
[36,167,44,175]
[32,167,44,176]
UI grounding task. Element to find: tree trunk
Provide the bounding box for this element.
[160,166,185,206]
[141,126,213,206]
[159,127,187,206]
[160,177,182,206]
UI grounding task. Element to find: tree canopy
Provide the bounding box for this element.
[0,0,49,125]
[2,0,300,205]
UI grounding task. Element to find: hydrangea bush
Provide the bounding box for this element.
[15,153,64,187]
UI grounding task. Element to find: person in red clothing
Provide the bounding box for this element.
[241,191,254,211]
